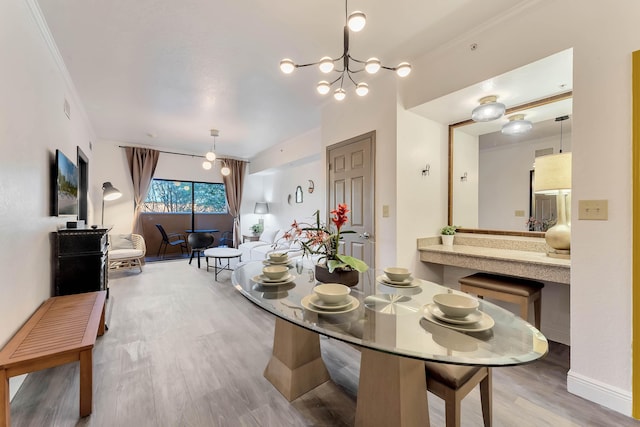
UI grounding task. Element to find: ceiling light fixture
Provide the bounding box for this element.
[501,114,533,135]
[279,0,411,100]
[471,95,506,122]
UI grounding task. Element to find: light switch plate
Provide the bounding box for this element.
[578,200,608,220]
[515,210,525,217]
[382,205,390,218]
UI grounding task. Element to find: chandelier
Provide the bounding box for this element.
[202,129,231,176]
[279,0,411,101]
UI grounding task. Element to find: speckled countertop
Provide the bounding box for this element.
[417,234,570,284]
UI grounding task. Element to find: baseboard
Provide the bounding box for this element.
[567,370,632,417]
[9,374,27,401]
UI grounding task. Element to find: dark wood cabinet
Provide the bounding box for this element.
[54,227,110,296]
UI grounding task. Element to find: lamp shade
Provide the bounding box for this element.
[534,153,572,194]
[254,202,269,215]
[102,182,122,201]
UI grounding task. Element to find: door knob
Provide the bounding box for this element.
[360,232,371,239]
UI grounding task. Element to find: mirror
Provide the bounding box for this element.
[449,92,573,235]
[409,48,573,236]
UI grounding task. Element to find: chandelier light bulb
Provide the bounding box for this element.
[221,165,231,176]
[355,82,369,96]
[347,11,366,32]
[317,81,331,95]
[471,95,506,122]
[396,62,412,77]
[319,57,335,73]
[334,88,346,101]
[205,151,216,161]
[365,58,381,74]
[279,58,295,74]
[202,161,212,170]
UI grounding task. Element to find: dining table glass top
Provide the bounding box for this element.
[231,260,548,366]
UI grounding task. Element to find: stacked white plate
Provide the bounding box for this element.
[301,294,360,314]
[262,259,291,266]
[376,274,419,288]
[422,304,494,332]
[251,273,296,286]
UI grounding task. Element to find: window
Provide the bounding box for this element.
[143,179,227,213]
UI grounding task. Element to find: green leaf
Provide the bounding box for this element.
[335,254,368,273]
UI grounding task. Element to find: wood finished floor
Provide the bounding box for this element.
[9,260,639,426]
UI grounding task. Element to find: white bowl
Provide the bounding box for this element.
[314,283,351,305]
[432,293,479,318]
[262,265,288,280]
[384,267,411,282]
[269,252,288,263]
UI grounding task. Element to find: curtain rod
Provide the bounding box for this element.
[117,145,248,162]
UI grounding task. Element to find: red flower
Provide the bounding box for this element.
[331,203,349,231]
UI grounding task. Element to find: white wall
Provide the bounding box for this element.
[396,110,447,281]
[243,128,323,236]
[452,130,479,228]
[0,0,95,398]
[402,0,638,415]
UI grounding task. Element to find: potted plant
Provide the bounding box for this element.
[250,223,263,236]
[281,204,368,286]
[440,225,458,246]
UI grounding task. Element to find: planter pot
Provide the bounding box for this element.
[314,264,359,287]
[441,234,454,246]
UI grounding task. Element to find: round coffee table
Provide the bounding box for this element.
[203,248,242,280]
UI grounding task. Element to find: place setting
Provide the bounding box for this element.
[301,283,360,314]
[422,293,495,332]
[262,252,294,266]
[376,267,419,288]
[251,265,296,286]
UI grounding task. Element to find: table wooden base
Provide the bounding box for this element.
[263,318,330,401]
[355,348,430,427]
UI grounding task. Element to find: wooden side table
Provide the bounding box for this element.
[242,234,261,243]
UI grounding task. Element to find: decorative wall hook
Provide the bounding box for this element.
[460,172,468,182]
[421,164,430,176]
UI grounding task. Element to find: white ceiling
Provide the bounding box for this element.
[36,0,525,159]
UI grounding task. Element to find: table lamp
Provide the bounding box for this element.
[533,152,571,258]
[254,202,269,225]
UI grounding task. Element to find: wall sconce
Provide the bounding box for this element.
[421,164,430,176]
[460,172,468,182]
[254,202,269,225]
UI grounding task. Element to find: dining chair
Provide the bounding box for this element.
[187,232,215,268]
[155,224,188,259]
[424,362,492,427]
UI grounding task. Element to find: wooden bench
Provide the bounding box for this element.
[0,291,106,427]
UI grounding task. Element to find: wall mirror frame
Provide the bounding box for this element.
[448,91,573,237]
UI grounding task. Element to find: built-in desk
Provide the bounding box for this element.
[418,234,570,285]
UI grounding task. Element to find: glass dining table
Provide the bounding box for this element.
[231,260,548,427]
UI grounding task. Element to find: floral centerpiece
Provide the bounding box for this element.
[282,204,368,285]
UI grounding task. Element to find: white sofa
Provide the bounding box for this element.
[238,228,302,261]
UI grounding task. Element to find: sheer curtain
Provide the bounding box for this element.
[221,158,247,247]
[125,147,160,234]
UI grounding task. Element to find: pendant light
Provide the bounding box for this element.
[221,161,231,176]
[471,95,506,122]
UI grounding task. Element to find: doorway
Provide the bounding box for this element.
[326,131,375,270]
[77,147,89,223]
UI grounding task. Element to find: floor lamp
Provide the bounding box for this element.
[534,152,571,259]
[102,181,122,225]
[254,202,269,225]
